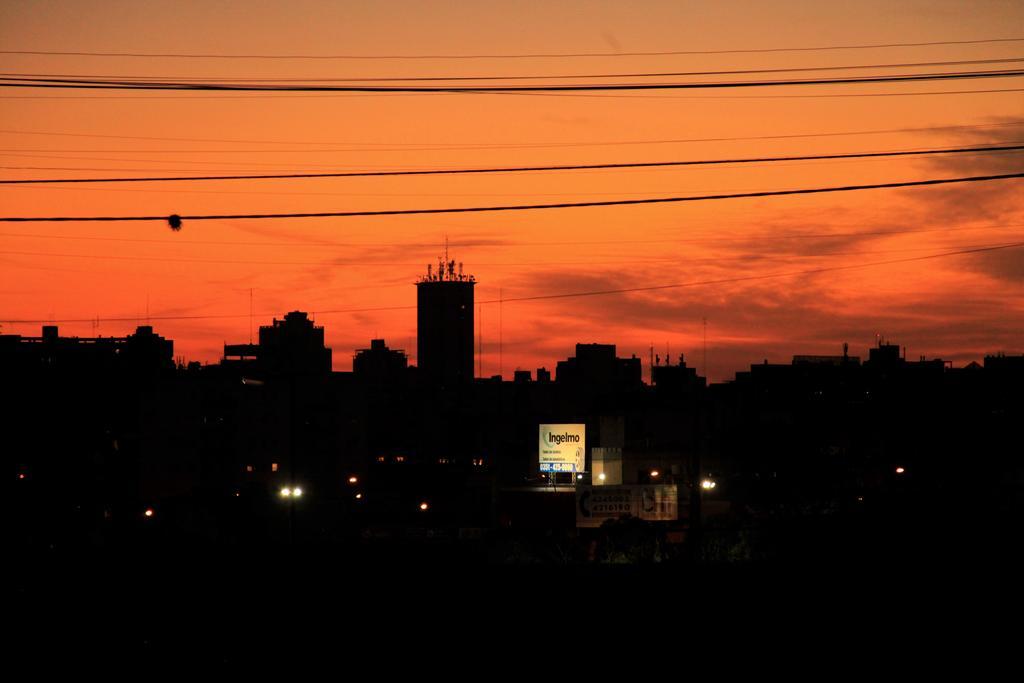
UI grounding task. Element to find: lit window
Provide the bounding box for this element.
[271,463,278,472]
[245,464,254,473]
[395,456,405,463]
[377,456,386,463]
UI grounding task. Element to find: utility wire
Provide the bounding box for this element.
[6,241,1023,325]
[2,144,1020,185]
[475,242,1024,306]
[3,240,1005,268]
[9,139,1024,153]
[1,120,1021,151]
[2,37,1023,59]
[2,172,1021,223]
[4,221,1023,249]
[6,56,1024,82]
[5,86,1021,100]
[2,68,1023,91]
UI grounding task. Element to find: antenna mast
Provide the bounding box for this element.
[649,342,654,383]
[703,317,708,380]
[499,287,503,379]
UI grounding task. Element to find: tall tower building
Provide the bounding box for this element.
[416,254,475,387]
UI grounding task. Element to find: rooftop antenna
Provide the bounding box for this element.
[499,287,503,379]
[649,343,654,383]
[478,304,483,378]
[249,288,254,344]
[703,317,708,381]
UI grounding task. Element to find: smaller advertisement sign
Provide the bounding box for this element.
[576,484,679,528]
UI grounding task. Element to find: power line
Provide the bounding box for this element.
[4,183,817,200]
[4,240,1005,268]
[3,144,1019,185]
[1,120,1021,151]
[0,153,384,170]
[474,242,1024,306]
[6,56,1024,82]
[9,138,1024,154]
[4,85,1021,100]
[3,37,1023,60]
[3,68,1023,92]
[5,221,1023,249]
[511,86,1024,101]
[2,172,1022,223]
[6,240,1023,325]
[0,165,303,173]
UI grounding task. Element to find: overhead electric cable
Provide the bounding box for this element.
[1,172,1021,223]
[1,240,1013,268]
[5,221,1024,249]
[5,86,1022,100]
[2,144,1020,185]
[1,119,1021,150]
[6,241,1023,324]
[474,242,1024,305]
[2,68,1022,91]
[5,56,1024,82]
[2,37,1023,59]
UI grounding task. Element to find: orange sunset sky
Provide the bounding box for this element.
[1,1,1023,382]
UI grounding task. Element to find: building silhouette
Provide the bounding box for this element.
[353,339,408,384]
[0,324,174,378]
[555,343,642,390]
[223,310,331,376]
[416,255,475,387]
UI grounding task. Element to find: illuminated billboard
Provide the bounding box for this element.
[538,423,585,473]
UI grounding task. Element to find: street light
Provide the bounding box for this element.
[650,470,660,479]
[419,501,429,511]
[701,478,717,491]
[143,508,155,518]
[895,466,906,475]
[348,476,358,484]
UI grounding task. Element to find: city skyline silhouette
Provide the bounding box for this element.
[2,3,1023,384]
[4,3,1024,658]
